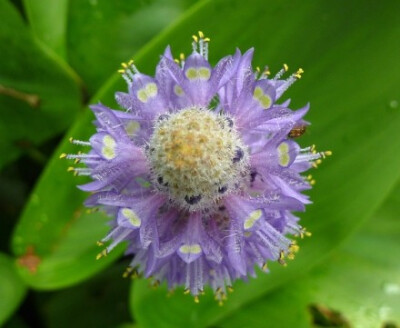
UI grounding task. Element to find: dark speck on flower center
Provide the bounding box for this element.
[185,194,202,205]
[233,147,244,163]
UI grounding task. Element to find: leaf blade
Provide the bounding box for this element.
[0,253,27,326]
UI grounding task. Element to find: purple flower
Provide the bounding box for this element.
[63,32,330,303]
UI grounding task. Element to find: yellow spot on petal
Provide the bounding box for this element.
[277,142,290,167]
[146,83,158,97]
[185,67,198,80]
[137,89,148,103]
[185,67,211,81]
[125,121,140,136]
[253,86,272,109]
[174,85,184,96]
[179,244,202,254]
[121,208,141,227]
[102,135,116,160]
[253,86,263,98]
[198,67,211,80]
[259,95,272,108]
[243,209,263,229]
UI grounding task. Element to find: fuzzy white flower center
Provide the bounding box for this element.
[147,108,248,210]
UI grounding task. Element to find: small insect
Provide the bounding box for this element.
[288,125,307,138]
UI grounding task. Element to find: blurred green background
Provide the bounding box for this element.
[0,0,399,327]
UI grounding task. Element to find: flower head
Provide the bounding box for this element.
[63,32,330,303]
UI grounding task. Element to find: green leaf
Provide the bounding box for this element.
[23,0,68,58]
[0,253,27,326]
[129,0,400,327]
[14,208,125,289]
[220,182,400,328]
[66,0,198,95]
[0,0,82,168]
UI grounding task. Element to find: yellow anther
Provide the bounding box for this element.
[74,158,80,164]
[299,228,312,238]
[203,37,210,42]
[179,53,185,61]
[69,137,74,143]
[262,262,268,271]
[290,244,300,253]
[174,58,180,64]
[192,35,198,42]
[256,66,260,73]
[227,286,234,293]
[287,253,295,260]
[122,267,133,278]
[198,31,204,38]
[306,174,312,180]
[264,69,271,76]
[59,153,67,159]
[218,301,224,306]
[96,249,107,260]
[194,296,200,303]
[278,251,287,266]
[96,241,104,247]
[67,167,75,172]
[121,62,128,68]
[128,59,134,66]
[325,150,332,156]
[184,288,190,295]
[294,68,304,79]
[131,269,139,279]
[118,69,125,74]
[316,159,322,165]
[283,63,289,71]
[310,179,316,185]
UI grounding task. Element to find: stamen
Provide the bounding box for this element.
[276,68,305,96]
[273,63,289,80]
[105,228,132,253]
[65,153,98,160]
[69,137,91,146]
[118,60,139,86]
[96,249,108,260]
[67,167,91,176]
[192,31,210,60]
[179,53,185,68]
[99,226,125,244]
[260,66,270,79]
[122,266,134,278]
[278,250,287,266]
